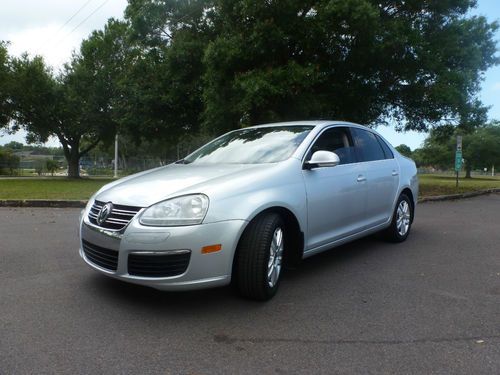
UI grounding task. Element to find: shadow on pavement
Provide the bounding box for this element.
[83,233,396,313]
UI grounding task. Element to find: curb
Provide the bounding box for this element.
[418,188,500,203]
[0,189,499,208]
[0,200,87,208]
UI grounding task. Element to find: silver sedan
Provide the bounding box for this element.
[79,121,418,300]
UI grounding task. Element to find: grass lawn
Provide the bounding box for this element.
[0,174,499,200]
[419,174,500,196]
[0,178,113,200]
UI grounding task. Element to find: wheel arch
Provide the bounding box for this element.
[400,187,415,223]
[231,206,305,280]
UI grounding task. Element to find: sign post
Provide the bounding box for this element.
[455,136,462,188]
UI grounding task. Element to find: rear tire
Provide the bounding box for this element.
[383,193,413,243]
[235,213,285,301]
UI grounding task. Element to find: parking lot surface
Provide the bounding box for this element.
[1,194,499,374]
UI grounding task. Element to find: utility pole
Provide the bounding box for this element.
[114,133,118,178]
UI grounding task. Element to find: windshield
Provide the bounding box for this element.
[183,126,313,164]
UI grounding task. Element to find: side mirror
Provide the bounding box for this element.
[304,151,340,169]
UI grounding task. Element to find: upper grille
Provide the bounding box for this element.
[128,252,191,278]
[82,239,118,271]
[88,200,142,231]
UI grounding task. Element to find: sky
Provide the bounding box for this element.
[0,0,499,150]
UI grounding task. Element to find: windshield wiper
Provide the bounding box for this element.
[175,159,191,164]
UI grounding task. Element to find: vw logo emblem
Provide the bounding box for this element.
[97,202,113,225]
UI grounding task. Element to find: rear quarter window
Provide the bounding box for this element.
[375,135,394,159]
[351,128,386,162]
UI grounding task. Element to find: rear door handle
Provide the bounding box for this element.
[392,170,399,176]
[357,175,366,182]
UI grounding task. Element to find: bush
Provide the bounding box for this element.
[46,159,59,176]
[0,150,20,176]
[34,159,46,176]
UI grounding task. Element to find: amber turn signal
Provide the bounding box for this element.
[201,244,222,254]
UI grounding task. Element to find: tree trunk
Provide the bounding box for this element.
[57,133,100,179]
[465,164,472,179]
[67,147,81,178]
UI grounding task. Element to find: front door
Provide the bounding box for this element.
[302,127,368,251]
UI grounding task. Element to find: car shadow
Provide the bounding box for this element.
[84,234,395,313]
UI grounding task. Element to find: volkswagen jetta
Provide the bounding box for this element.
[79,121,418,300]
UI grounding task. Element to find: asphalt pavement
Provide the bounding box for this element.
[1,195,499,374]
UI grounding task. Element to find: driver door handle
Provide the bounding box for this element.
[357,175,366,182]
[392,170,399,176]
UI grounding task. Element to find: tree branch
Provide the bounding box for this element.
[79,137,100,157]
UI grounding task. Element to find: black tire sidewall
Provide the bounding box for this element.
[236,213,285,300]
[261,215,285,298]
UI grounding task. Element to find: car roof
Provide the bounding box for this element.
[250,120,380,135]
[248,120,365,130]
[245,120,395,150]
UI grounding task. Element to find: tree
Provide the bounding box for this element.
[8,20,126,177]
[117,2,208,144]
[46,159,59,176]
[462,122,500,177]
[395,144,412,158]
[417,122,500,177]
[0,41,13,128]
[124,1,498,136]
[215,1,499,133]
[34,159,45,176]
[3,141,24,150]
[0,149,20,175]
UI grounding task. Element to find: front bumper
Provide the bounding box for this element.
[79,215,247,291]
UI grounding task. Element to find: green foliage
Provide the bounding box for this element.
[0,149,20,175]
[395,144,412,158]
[8,55,59,142]
[0,142,64,156]
[0,41,13,128]
[3,141,23,150]
[6,20,127,177]
[123,0,499,134]
[3,0,499,176]
[117,4,207,142]
[416,122,500,172]
[34,159,46,176]
[462,122,500,170]
[45,159,59,176]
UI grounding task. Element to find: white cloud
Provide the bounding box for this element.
[1,0,128,69]
[6,24,86,69]
[0,0,128,145]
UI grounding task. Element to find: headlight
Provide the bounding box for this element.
[139,194,209,226]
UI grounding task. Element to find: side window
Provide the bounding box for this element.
[351,128,386,162]
[375,135,394,159]
[308,127,357,165]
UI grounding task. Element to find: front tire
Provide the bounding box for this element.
[235,213,285,301]
[384,193,413,242]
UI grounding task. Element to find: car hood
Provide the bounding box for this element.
[95,163,270,207]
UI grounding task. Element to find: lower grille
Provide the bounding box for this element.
[128,251,191,277]
[82,240,119,271]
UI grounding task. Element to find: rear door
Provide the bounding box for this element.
[351,128,399,228]
[302,127,368,250]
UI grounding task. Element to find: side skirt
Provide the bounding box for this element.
[302,221,390,259]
